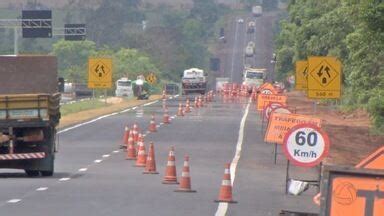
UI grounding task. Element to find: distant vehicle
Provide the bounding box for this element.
[73,83,92,97]
[243,67,266,92]
[247,21,256,33]
[237,18,244,23]
[252,6,263,17]
[181,68,207,95]
[132,75,150,100]
[219,27,226,43]
[115,77,133,97]
[164,83,179,95]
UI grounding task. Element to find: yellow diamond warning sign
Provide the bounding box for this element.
[146,73,157,84]
[307,56,342,99]
[295,60,308,90]
[88,58,112,89]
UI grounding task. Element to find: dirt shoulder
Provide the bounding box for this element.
[286,91,384,166]
[58,95,162,129]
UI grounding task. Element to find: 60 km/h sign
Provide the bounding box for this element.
[283,123,330,167]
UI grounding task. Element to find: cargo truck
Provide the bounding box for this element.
[243,67,266,93]
[0,55,60,177]
[252,6,263,17]
[181,68,207,95]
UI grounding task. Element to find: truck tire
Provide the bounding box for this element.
[41,170,53,177]
[25,170,40,177]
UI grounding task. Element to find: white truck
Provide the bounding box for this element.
[245,41,255,57]
[252,6,263,17]
[247,21,256,33]
[181,68,207,95]
[243,67,266,93]
[115,77,133,97]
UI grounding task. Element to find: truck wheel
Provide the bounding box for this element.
[25,170,40,177]
[41,170,54,177]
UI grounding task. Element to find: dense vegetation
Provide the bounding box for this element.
[0,0,229,86]
[275,0,384,131]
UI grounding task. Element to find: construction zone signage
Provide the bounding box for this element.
[264,113,321,144]
[320,166,384,216]
[307,56,342,99]
[258,83,278,95]
[295,60,308,90]
[283,123,329,167]
[88,58,112,89]
[257,94,287,111]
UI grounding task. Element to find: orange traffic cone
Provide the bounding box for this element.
[194,96,199,108]
[162,147,178,184]
[132,123,140,143]
[134,139,147,167]
[198,96,204,107]
[185,99,191,113]
[126,130,134,152]
[215,163,237,203]
[148,114,157,132]
[175,155,196,192]
[121,126,130,148]
[126,135,136,160]
[177,103,184,116]
[143,142,159,174]
[163,108,171,124]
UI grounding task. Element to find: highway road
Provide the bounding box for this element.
[0,12,320,216]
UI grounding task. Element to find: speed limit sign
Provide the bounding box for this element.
[283,123,330,167]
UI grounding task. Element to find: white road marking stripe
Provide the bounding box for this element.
[102,154,110,158]
[119,108,131,114]
[143,100,159,106]
[7,199,21,203]
[113,150,120,153]
[78,168,88,172]
[132,106,137,110]
[170,116,175,119]
[59,177,71,182]
[36,187,48,191]
[215,99,251,216]
[94,159,102,163]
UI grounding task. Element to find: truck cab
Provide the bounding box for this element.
[181,68,207,95]
[115,77,133,97]
[243,68,266,93]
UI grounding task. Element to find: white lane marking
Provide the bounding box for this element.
[143,100,159,106]
[78,168,88,172]
[159,123,164,125]
[170,116,175,119]
[59,177,71,182]
[94,159,102,163]
[36,187,48,191]
[113,150,120,153]
[102,154,110,158]
[7,199,21,203]
[215,99,251,216]
[58,99,160,134]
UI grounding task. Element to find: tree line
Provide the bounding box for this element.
[275,0,384,131]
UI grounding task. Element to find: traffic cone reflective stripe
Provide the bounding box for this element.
[148,114,157,132]
[162,147,178,184]
[215,163,237,203]
[175,155,196,192]
[134,140,147,167]
[143,142,159,174]
[132,123,139,143]
[127,130,134,151]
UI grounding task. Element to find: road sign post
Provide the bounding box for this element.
[283,123,330,167]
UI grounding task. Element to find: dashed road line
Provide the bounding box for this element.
[36,187,48,191]
[59,177,71,182]
[94,159,102,163]
[78,168,88,172]
[7,199,21,204]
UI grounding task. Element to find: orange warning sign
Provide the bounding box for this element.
[257,94,287,111]
[264,112,321,144]
[258,83,278,95]
[321,166,384,216]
